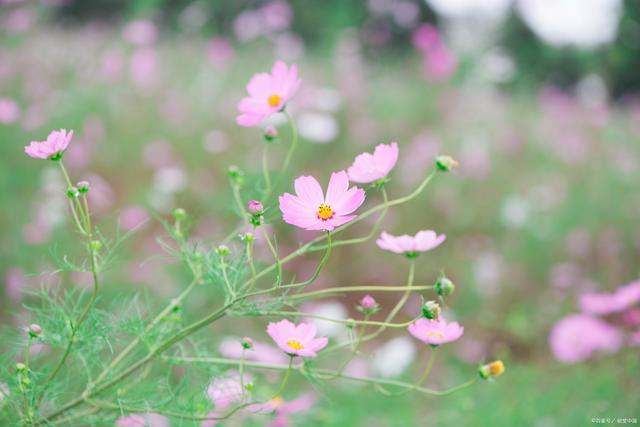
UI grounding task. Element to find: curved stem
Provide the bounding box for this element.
[376,347,437,396]
[220,259,235,301]
[262,311,417,329]
[261,225,282,288]
[271,356,294,399]
[280,111,298,185]
[244,225,258,294]
[280,231,331,290]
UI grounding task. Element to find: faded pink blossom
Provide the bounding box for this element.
[579,280,640,315]
[119,206,150,231]
[267,319,328,358]
[549,314,623,363]
[347,142,399,183]
[412,23,442,52]
[249,393,314,426]
[208,37,235,67]
[0,98,20,124]
[115,413,167,427]
[422,45,457,82]
[236,60,300,127]
[123,20,158,46]
[376,230,446,255]
[218,337,288,364]
[206,371,250,409]
[279,171,365,231]
[630,330,640,347]
[24,129,73,160]
[408,317,464,346]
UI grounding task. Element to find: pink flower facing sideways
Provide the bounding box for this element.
[24,129,73,160]
[377,230,446,257]
[236,60,301,127]
[279,171,365,231]
[267,319,328,358]
[347,142,399,184]
[408,317,464,346]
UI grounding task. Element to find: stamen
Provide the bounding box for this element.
[426,331,444,339]
[317,204,334,220]
[268,94,281,108]
[287,339,304,350]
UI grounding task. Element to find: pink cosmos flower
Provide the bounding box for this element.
[347,142,399,184]
[549,314,623,364]
[579,280,640,315]
[408,317,464,346]
[279,171,365,231]
[267,319,328,358]
[376,230,446,255]
[236,60,301,127]
[24,129,73,160]
[249,393,315,427]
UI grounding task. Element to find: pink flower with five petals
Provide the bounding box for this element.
[376,230,446,255]
[279,171,365,231]
[347,142,399,184]
[267,319,328,358]
[24,129,73,160]
[236,60,301,127]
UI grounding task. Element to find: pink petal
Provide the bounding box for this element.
[236,113,265,127]
[247,73,274,98]
[325,171,350,207]
[294,175,324,205]
[373,142,398,175]
[332,187,365,216]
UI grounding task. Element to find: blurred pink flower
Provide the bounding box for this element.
[0,98,20,124]
[208,37,235,67]
[376,230,445,255]
[279,171,365,231]
[249,393,314,426]
[347,142,399,183]
[412,23,441,52]
[422,46,457,82]
[207,372,250,409]
[116,413,168,427]
[123,20,158,46]
[549,314,623,364]
[130,48,158,89]
[408,317,464,346]
[630,330,640,347]
[218,337,288,364]
[236,60,300,127]
[5,268,26,302]
[119,206,150,231]
[267,319,328,358]
[24,129,73,160]
[579,281,640,315]
[262,1,292,32]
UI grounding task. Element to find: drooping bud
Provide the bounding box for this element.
[435,275,455,297]
[357,294,379,315]
[76,181,90,193]
[215,245,230,257]
[28,324,42,337]
[241,337,254,350]
[247,200,264,215]
[435,155,459,172]
[422,300,441,320]
[264,126,279,142]
[479,360,505,380]
[173,208,187,221]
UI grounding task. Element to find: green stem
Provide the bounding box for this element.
[244,225,258,294]
[239,348,246,402]
[220,259,235,301]
[280,231,331,290]
[271,356,294,399]
[261,225,282,287]
[280,111,298,185]
[262,142,272,197]
[231,181,248,224]
[164,356,478,397]
[262,311,417,329]
[377,347,437,396]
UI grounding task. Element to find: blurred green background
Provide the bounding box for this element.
[1,0,639,426]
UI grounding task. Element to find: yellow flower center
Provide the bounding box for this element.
[269,396,285,408]
[489,360,505,376]
[317,204,334,220]
[287,339,304,350]
[426,331,444,339]
[268,94,282,108]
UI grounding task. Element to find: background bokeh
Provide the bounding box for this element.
[1,1,639,426]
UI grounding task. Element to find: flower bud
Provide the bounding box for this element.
[264,126,279,142]
[226,165,245,186]
[241,337,254,350]
[173,208,187,221]
[90,240,103,251]
[66,186,79,198]
[15,363,26,373]
[422,300,441,320]
[240,232,254,242]
[76,181,90,193]
[247,200,264,215]
[28,324,42,337]
[435,275,455,297]
[479,360,505,379]
[215,245,230,257]
[435,155,459,172]
[357,294,379,315]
